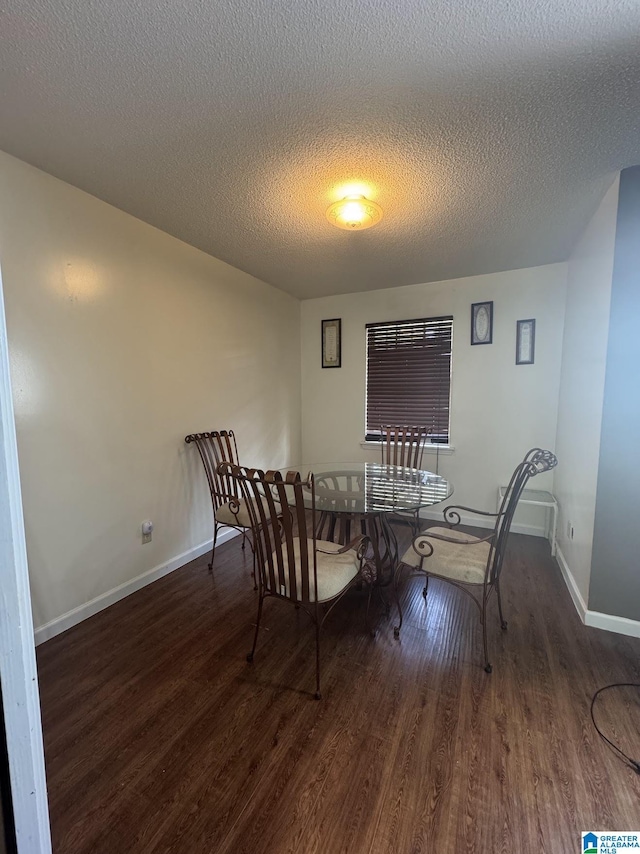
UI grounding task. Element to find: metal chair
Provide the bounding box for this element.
[380,425,430,469]
[184,430,253,575]
[398,448,558,672]
[381,425,431,534]
[221,464,372,700]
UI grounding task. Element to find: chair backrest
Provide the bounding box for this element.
[490,448,558,582]
[184,430,241,512]
[381,425,431,469]
[221,464,318,605]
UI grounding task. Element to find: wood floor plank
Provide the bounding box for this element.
[37,531,640,854]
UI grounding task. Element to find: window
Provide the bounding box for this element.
[365,316,453,443]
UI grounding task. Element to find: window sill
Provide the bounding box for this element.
[359,441,455,455]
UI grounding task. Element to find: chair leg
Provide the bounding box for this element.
[314,619,322,700]
[208,522,219,572]
[365,584,375,638]
[482,594,492,673]
[411,509,420,536]
[251,545,258,592]
[496,579,508,630]
[247,593,264,664]
[422,574,429,599]
[373,584,390,617]
[316,511,327,540]
[244,530,257,591]
[393,564,404,639]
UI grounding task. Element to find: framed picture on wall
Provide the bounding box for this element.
[471,301,493,345]
[322,318,342,368]
[516,319,536,365]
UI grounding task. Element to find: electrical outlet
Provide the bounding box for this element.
[141,520,153,544]
[570,525,574,540]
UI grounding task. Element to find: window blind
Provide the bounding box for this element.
[365,316,453,443]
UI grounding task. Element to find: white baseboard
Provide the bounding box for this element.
[34,527,240,646]
[555,545,640,638]
[585,610,640,639]
[555,545,588,621]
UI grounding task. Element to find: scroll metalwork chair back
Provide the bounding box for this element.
[381,425,431,534]
[400,448,557,672]
[313,469,365,545]
[184,430,250,573]
[221,464,370,700]
[490,448,556,589]
[381,425,430,469]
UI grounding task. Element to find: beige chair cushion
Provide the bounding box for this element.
[401,526,490,585]
[215,498,253,528]
[268,538,361,603]
[215,496,279,529]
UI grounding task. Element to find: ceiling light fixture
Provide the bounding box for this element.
[326,195,383,231]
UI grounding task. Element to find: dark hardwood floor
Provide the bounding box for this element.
[37,531,640,853]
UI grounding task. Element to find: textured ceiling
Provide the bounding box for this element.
[1,0,640,299]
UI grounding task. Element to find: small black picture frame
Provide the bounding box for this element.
[322,318,341,368]
[471,301,493,345]
[516,319,536,365]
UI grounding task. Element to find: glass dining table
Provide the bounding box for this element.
[288,461,453,621]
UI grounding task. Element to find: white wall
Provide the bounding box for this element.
[0,151,301,635]
[301,264,566,530]
[554,177,619,609]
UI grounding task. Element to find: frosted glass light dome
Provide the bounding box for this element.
[326,195,383,230]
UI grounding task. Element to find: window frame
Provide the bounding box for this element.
[364,315,453,444]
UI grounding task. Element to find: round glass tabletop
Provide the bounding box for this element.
[289,461,453,514]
